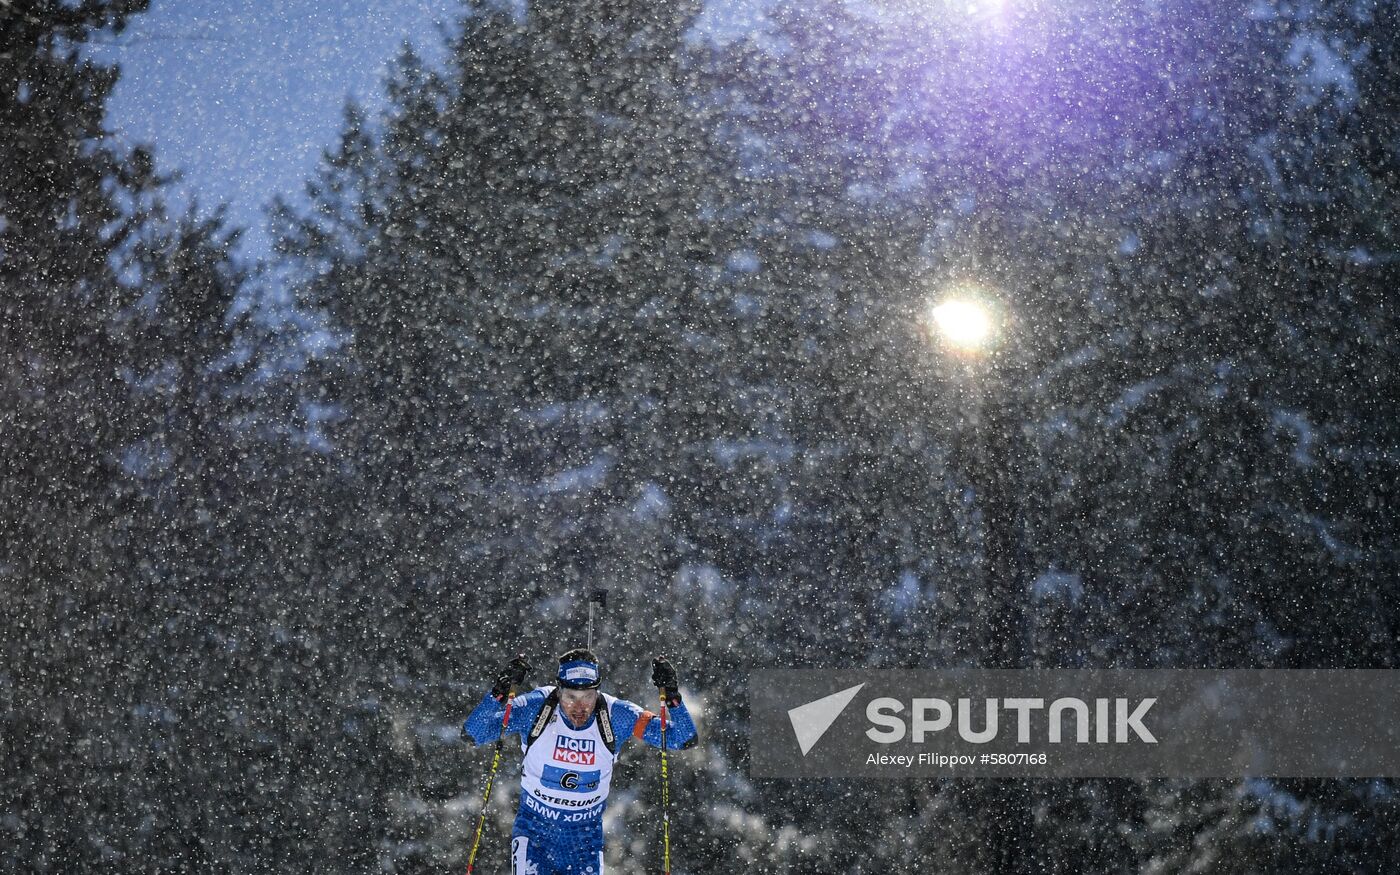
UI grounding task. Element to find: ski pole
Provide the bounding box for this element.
[658,689,672,875]
[465,683,516,875]
[587,588,607,651]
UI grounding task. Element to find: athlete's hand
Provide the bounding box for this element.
[491,654,531,700]
[652,656,681,706]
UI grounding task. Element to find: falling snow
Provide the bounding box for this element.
[3,0,1398,872]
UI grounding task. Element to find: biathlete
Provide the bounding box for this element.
[463,648,697,875]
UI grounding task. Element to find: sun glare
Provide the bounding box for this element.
[928,297,995,353]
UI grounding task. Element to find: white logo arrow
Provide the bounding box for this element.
[788,683,865,755]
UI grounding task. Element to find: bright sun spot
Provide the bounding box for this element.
[929,298,994,352]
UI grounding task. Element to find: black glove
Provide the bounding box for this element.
[490,654,531,701]
[652,656,681,706]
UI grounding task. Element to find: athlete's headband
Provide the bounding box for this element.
[558,659,600,690]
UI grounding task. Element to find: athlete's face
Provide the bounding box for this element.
[559,687,598,725]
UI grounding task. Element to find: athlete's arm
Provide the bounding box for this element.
[610,696,698,750]
[462,688,547,745]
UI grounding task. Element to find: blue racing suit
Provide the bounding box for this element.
[464,685,697,875]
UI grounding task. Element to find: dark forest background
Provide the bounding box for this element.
[2,0,1398,871]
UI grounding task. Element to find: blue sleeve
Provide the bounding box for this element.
[610,697,697,750]
[463,688,546,745]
